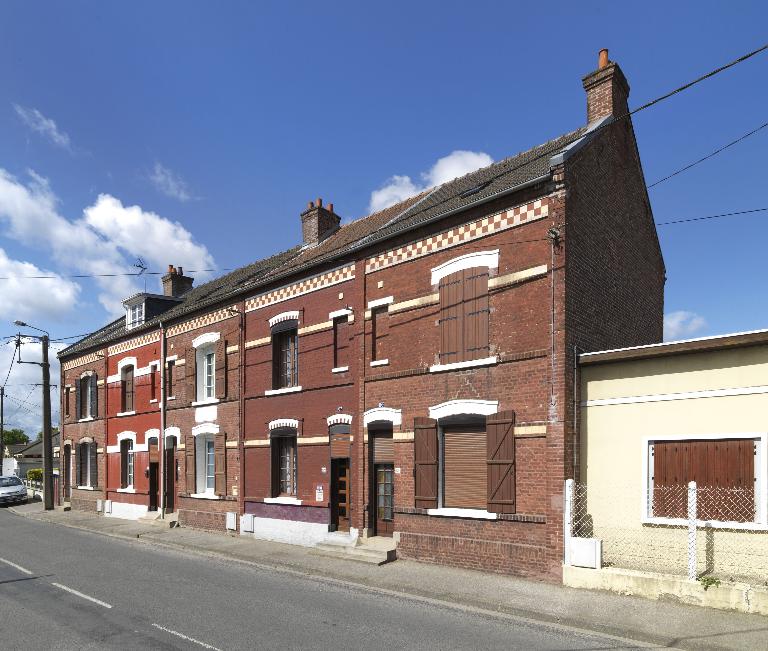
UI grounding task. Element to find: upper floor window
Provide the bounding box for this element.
[371,307,387,362]
[195,344,216,401]
[167,360,175,398]
[272,323,299,389]
[121,365,134,412]
[126,302,145,329]
[332,314,350,369]
[189,333,223,404]
[64,387,70,418]
[76,374,98,420]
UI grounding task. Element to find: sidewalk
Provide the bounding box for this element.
[10,502,767,651]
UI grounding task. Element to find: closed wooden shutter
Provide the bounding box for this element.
[334,317,349,368]
[214,433,226,496]
[215,338,227,400]
[372,308,388,362]
[90,375,98,418]
[185,347,196,404]
[439,271,463,364]
[414,417,438,508]
[373,435,394,464]
[487,410,516,514]
[74,382,80,420]
[464,269,489,360]
[120,441,129,488]
[89,443,98,488]
[107,451,121,490]
[444,430,486,509]
[76,444,83,486]
[185,434,196,493]
[330,424,352,459]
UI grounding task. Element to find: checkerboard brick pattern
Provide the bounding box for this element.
[107,331,160,356]
[365,198,549,274]
[62,352,103,371]
[166,304,238,338]
[245,264,355,312]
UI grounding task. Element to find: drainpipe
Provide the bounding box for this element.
[159,322,166,518]
[237,303,246,523]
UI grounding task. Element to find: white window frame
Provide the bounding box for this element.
[430,250,499,286]
[77,440,94,489]
[126,302,145,329]
[641,432,768,530]
[192,332,220,405]
[79,373,94,420]
[195,433,216,496]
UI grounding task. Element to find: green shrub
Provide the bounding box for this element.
[26,468,43,481]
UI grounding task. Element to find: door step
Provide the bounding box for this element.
[310,542,396,566]
[140,511,179,527]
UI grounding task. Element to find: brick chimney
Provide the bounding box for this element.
[300,198,341,247]
[161,264,194,298]
[582,48,630,124]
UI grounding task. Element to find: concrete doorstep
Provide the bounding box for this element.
[8,503,768,651]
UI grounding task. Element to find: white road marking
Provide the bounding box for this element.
[0,557,33,575]
[51,582,113,609]
[152,624,222,650]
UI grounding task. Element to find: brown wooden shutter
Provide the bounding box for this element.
[89,443,98,487]
[215,338,227,400]
[214,433,226,496]
[185,434,196,493]
[107,451,122,490]
[444,430,486,509]
[439,271,463,364]
[270,438,279,498]
[74,382,80,420]
[90,375,98,418]
[334,317,350,369]
[373,435,394,464]
[185,347,196,404]
[414,417,438,508]
[463,269,489,361]
[120,441,128,489]
[372,308,388,362]
[487,410,516,514]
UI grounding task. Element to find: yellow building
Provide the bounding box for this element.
[576,330,768,585]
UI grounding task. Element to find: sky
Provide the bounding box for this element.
[0,1,766,435]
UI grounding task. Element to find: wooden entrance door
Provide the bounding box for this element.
[375,464,394,536]
[164,439,176,513]
[331,458,350,532]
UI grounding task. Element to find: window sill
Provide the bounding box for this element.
[116,487,136,494]
[265,386,302,396]
[426,507,498,520]
[192,398,219,407]
[149,399,158,404]
[429,356,498,374]
[78,417,95,423]
[641,516,767,531]
[167,396,176,401]
[76,485,95,491]
[331,366,349,374]
[264,496,302,505]
[116,411,136,417]
[190,492,222,500]
[370,359,389,367]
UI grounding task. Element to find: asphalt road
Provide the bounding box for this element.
[0,509,650,650]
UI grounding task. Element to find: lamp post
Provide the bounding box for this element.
[14,321,54,510]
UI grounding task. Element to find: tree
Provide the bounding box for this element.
[2,429,29,445]
[35,426,59,442]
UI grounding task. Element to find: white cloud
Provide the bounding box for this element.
[13,104,71,150]
[664,310,706,341]
[149,162,194,202]
[0,168,215,315]
[368,150,493,213]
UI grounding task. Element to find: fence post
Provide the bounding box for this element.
[687,480,697,581]
[564,478,574,566]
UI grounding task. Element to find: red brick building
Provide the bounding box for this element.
[59,51,663,580]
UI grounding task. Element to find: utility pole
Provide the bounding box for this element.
[0,386,5,474]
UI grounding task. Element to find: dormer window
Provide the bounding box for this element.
[126,302,145,329]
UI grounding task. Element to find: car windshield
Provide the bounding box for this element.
[0,477,22,487]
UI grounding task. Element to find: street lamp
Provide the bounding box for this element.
[14,320,54,510]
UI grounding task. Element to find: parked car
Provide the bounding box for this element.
[0,475,27,505]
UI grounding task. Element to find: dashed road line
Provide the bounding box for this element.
[0,557,33,575]
[152,623,221,650]
[51,582,113,609]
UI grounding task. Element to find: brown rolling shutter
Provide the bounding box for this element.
[89,443,98,487]
[214,433,226,496]
[215,338,227,400]
[373,435,394,464]
[464,269,489,361]
[439,271,463,364]
[330,424,352,458]
[444,430,486,509]
[185,434,196,493]
[414,417,438,508]
[487,410,516,514]
[185,347,196,404]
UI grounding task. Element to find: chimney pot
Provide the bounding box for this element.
[300,198,341,247]
[178,266,183,275]
[598,48,609,69]
[316,197,322,208]
[161,266,194,297]
[308,200,314,209]
[328,203,334,213]
[167,264,174,274]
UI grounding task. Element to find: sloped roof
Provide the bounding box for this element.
[61,126,586,359]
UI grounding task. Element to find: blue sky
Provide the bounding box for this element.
[0,1,766,432]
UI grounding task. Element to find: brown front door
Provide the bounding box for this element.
[331,458,350,532]
[165,439,177,513]
[375,464,394,537]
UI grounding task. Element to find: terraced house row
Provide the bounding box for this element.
[58,51,664,581]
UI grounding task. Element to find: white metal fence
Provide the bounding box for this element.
[565,480,768,587]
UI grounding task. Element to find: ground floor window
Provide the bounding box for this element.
[649,437,758,522]
[77,441,97,488]
[272,430,297,497]
[120,439,134,488]
[442,426,487,509]
[194,434,216,494]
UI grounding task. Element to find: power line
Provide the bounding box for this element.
[648,121,768,188]
[0,267,234,281]
[2,341,17,387]
[656,207,768,226]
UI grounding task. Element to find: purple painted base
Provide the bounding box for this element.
[245,501,329,524]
